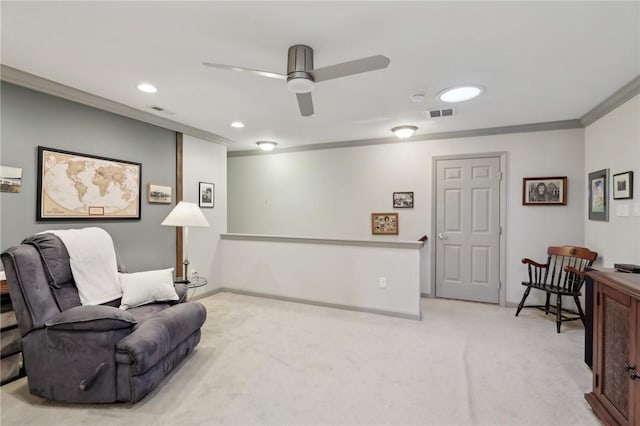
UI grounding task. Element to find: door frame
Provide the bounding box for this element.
[430,152,508,306]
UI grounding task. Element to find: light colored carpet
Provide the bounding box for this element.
[1,293,600,426]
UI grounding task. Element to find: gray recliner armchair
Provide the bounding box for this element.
[0,232,207,403]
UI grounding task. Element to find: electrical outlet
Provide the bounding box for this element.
[379,277,387,289]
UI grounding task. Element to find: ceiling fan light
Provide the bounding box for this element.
[257,141,277,151]
[391,125,418,139]
[438,85,484,103]
[286,77,315,94]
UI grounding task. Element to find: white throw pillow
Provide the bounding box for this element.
[119,268,178,310]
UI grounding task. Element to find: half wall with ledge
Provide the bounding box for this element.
[220,233,423,319]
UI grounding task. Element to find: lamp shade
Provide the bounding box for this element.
[161,201,210,227]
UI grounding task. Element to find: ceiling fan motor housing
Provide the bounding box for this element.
[287,44,315,93]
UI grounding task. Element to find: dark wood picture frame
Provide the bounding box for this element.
[612,171,633,200]
[371,212,398,235]
[588,168,609,221]
[393,192,414,208]
[522,176,567,206]
[37,146,141,221]
[198,182,214,208]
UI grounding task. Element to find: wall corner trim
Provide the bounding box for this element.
[227,120,583,157]
[581,75,640,127]
[0,65,234,146]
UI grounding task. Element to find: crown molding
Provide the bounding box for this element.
[0,65,234,146]
[227,119,583,157]
[581,75,640,127]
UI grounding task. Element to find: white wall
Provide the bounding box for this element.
[228,128,586,305]
[182,135,228,296]
[221,237,422,318]
[585,94,640,267]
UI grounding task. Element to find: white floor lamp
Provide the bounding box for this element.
[161,201,210,283]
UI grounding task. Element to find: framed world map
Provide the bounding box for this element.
[37,146,142,220]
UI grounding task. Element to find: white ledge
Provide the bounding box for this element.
[221,233,424,249]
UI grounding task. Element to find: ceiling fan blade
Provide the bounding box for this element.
[202,62,286,80]
[296,92,314,117]
[310,55,390,83]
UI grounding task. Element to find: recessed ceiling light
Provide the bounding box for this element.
[438,85,484,103]
[391,125,418,139]
[257,141,277,151]
[137,83,157,93]
[231,121,245,128]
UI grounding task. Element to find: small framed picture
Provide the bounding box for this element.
[371,212,398,235]
[522,177,567,206]
[147,184,172,204]
[393,192,414,208]
[588,169,609,221]
[199,182,214,208]
[613,171,633,200]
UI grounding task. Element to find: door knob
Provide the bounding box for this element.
[438,233,447,240]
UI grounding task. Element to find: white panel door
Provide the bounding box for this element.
[435,157,500,303]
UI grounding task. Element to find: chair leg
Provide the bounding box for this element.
[574,296,586,326]
[556,295,562,333]
[515,287,531,316]
[544,292,551,315]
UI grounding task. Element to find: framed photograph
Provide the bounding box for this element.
[37,146,141,220]
[371,212,398,235]
[613,171,633,200]
[147,183,172,204]
[522,177,567,206]
[393,192,414,208]
[0,165,23,193]
[588,169,609,221]
[199,182,214,208]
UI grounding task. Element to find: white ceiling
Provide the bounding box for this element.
[2,1,639,151]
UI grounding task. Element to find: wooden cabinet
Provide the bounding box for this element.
[585,271,640,426]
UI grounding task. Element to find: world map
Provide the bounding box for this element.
[41,150,140,218]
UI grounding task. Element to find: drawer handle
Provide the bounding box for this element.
[624,362,640,380]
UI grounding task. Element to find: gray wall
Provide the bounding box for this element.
[1,82,176,272]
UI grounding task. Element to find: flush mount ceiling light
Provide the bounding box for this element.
[286,77,315,94]
[137,83,157,93]
[438,85,484,103]
[257,141,277,151]
[231,121,245,128]
[391,125,418,139]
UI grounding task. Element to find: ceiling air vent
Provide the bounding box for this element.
[427,107,455,119]
[149,106,175,115]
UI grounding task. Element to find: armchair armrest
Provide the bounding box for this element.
[522,258,549,284]
[563,265,585,277]
[521,258,548,268]
[45,305,137,331]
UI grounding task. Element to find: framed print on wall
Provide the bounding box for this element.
[393,192,414,208]
[199,182,214,208]
[613,171,633,200]
[588,168,609,221]
[371,212,398,235]
[147,184,172,204]
[522,177,567,205]
[37,146,141,220]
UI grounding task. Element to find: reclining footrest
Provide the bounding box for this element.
[115,302,206,375]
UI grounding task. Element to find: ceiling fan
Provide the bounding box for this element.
[203,44,390,117]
